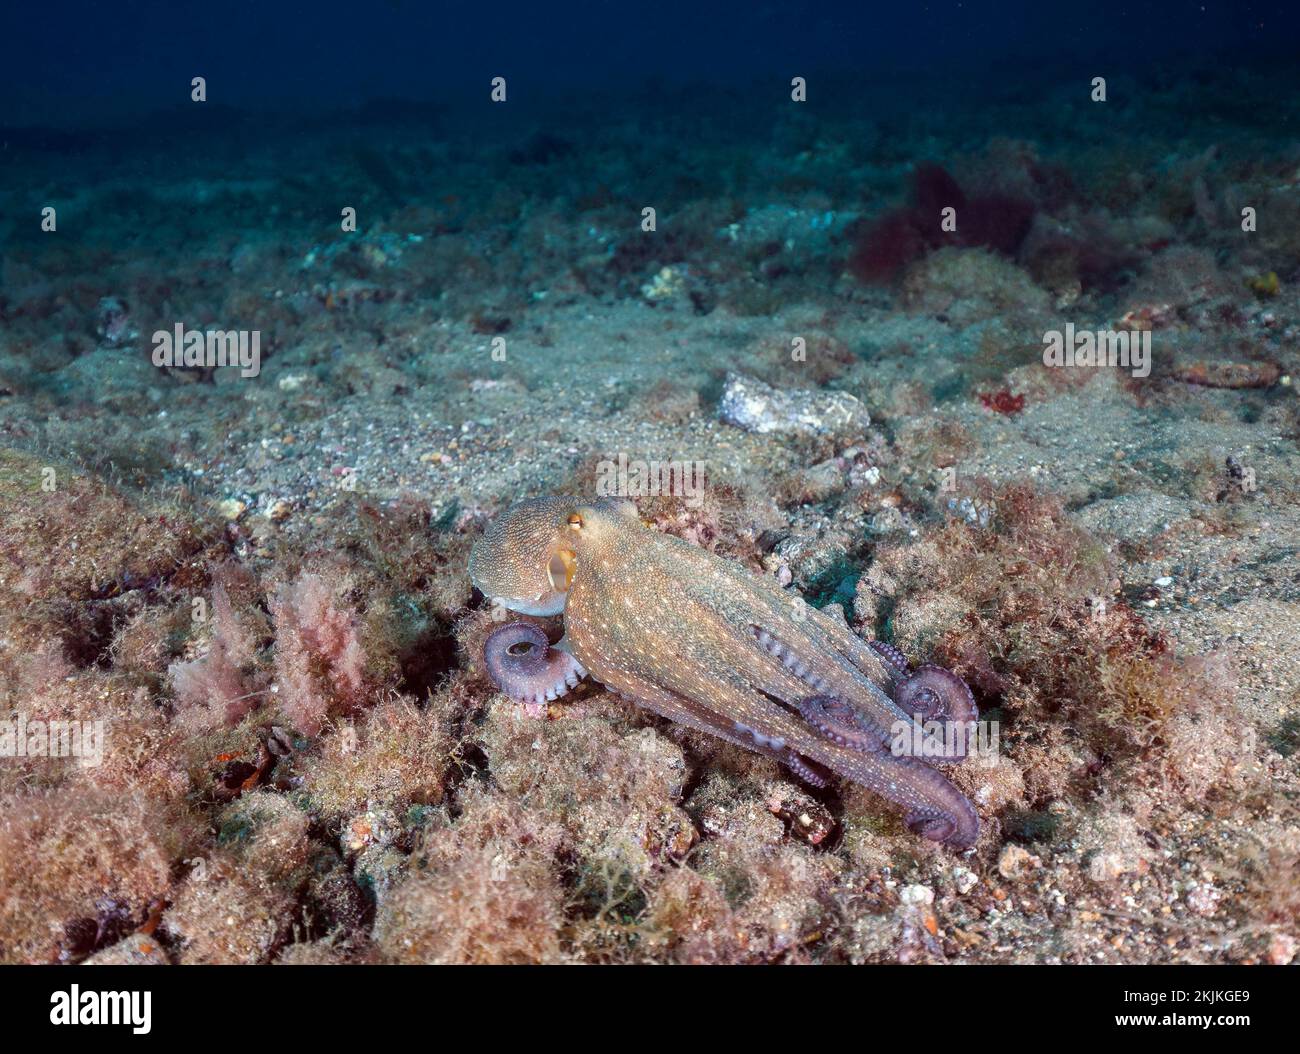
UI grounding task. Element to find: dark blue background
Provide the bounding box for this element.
[2,0,1295,126]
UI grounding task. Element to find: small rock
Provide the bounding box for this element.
[952,866,979,895]
[718,371,871,437]
[1172,358,1281,389]
[765,786,835,846]
[947,494,994,528]
[641,266,686,303]
[798,458,848,502]
[1088,851,1129,883]
[216,498,247,522]
[345,807,399,853]
[83,932,171,965]
[997,844,1041,881]
[862,563,897,598]
[899,883,934,907]
[1185,881,1221,917]
[1266,933,1297,966]
[95,296,134,346]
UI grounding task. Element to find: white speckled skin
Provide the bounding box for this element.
[469,497,979,848]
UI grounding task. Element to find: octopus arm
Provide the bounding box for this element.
[662,551,909,732]
[483,621,588,705]
[562,532,979,847]
[824,737,980,848]
[813,622,980,753]
[602,673,793,758]
[567,551,901,754]
[592,647,979,849]
[697,672,979,849]
[603,673,835,791]
[570,620,818,755]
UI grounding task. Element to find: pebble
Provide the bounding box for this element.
[1172,359,1281,389]
[947,494,994,528]
[82,932,171,965]
[1267,933,1297,966]
[216,498,247,521]
[1185,881,1221,917]
[997,844,1041,881]
[718,371,871,436]
[1088,851,1132,883]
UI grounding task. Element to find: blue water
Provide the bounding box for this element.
[3,1,1297,126]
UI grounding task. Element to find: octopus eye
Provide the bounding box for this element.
[547,548,577,592]
[567,513,584,530]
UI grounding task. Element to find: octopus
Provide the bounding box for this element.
[468,496,980,849]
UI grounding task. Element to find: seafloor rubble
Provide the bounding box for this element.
[0,69,1298,964]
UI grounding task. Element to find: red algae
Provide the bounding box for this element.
[850,164,1037,283]
[978,389,1026,414]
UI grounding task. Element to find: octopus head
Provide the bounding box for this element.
[469,496,636,615]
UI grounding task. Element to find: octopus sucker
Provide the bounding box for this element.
[610,679,805,765]
[889,755,981,847]
[781,750,832,789]
[868,639,911,677]
[469,497,982,850]
[897,664,978,726]
[746,621,904,736]
[483,621,588,707]
[752,625,831,692]
[864,642,980,761]
[794,694,890,753]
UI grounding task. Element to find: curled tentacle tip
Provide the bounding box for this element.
[896,664,978,725]
[483,621,587,709]
[907,815,955,841]
[906,802,979,850]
